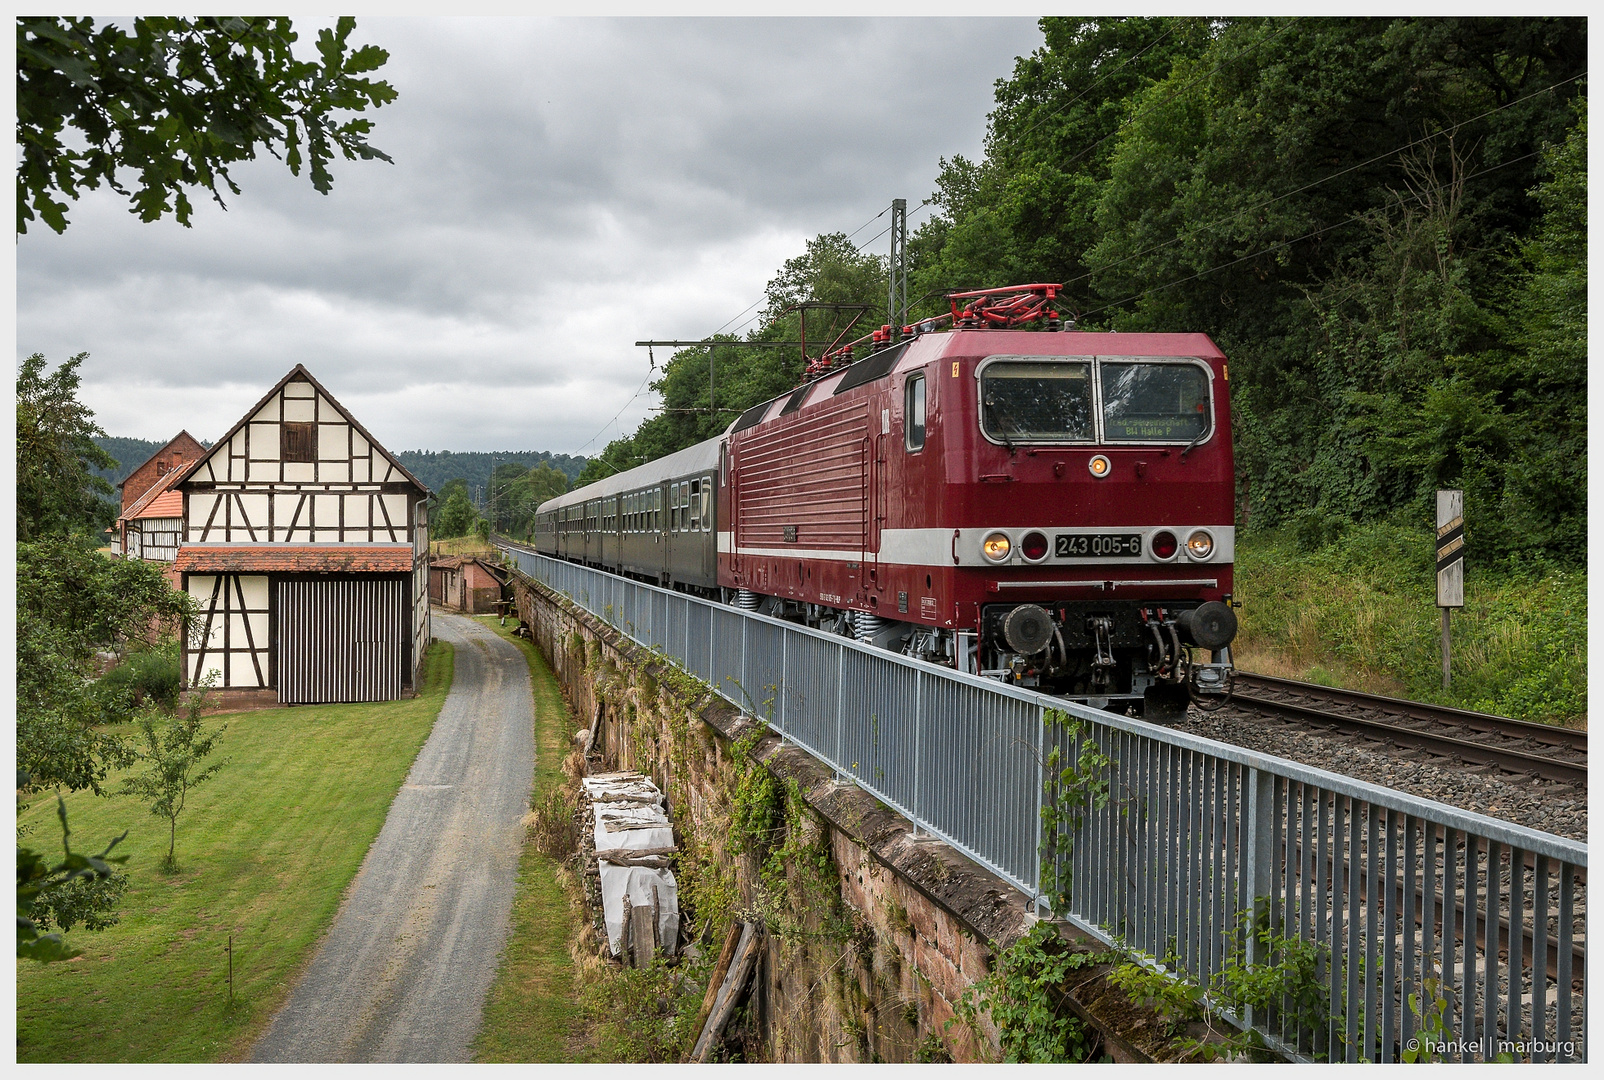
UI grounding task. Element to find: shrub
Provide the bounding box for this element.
[96,642,183,719]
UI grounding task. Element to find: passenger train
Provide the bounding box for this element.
[534,284,1239,719]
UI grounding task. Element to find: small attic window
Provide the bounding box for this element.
[282,422,316,462]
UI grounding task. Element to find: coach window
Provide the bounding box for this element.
[701,474,713,530]
[905,374,926,451]
[689,480,701,532]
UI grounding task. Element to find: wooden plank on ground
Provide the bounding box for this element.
[686,921,743,1055]
[689,921,760,1063]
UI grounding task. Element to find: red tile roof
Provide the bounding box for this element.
[135,489,184,519]
[117,472,182,524]
[173,546,415,574]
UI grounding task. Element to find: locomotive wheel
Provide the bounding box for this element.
[1141,682,1191,723]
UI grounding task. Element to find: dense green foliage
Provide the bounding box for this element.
[96,641,185,717]
[17,16,396,233]
[432,478,482,540]
[579,18,1585,573]
[910,16,1586,565]
[17,355,193,796]
[17,539,191,795]
[16,354,193,964]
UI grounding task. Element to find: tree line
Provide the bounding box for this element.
[577,17,1585,569]
[86,442,585,544]
[430,462,570,541]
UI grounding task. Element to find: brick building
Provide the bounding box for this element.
[429,556,508,614]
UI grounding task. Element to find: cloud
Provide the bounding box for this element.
[16,16,1041,453]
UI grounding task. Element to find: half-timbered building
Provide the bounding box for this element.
[170,365,431,704]
[114,430,207,564]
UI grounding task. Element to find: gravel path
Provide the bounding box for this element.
[251,613,535,1063]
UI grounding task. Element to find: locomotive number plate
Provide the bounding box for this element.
[1055,533,1142,558]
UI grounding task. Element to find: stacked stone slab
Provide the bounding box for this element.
[581,771,679,965]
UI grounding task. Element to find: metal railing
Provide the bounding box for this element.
[497,542,1586,1062]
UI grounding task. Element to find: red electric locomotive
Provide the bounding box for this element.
[535,284,1239,719]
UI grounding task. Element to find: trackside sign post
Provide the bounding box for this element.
[1436,490,1464,689]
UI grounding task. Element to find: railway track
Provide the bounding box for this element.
[1228,672,1587,788]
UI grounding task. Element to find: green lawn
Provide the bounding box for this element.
[473,616,589,1062]
[16,641,455,1062]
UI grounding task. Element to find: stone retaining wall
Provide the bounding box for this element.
[511,570,1154,1063]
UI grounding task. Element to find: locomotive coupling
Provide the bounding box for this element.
[1175,600,1238,650]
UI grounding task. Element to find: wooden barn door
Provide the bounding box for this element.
[276,577,404,704]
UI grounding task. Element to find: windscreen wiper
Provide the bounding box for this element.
[1179,423,1209,461]
[983,395,1017,452]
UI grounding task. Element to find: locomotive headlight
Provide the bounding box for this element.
[1186,529,1215,560]
[1088,454,1112,478]
[982,532,1012,562]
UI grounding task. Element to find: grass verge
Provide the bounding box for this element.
[15,641,455,1062]
[1233,523,1585,726]
[471,615,591,1062]
[430,535,498,558]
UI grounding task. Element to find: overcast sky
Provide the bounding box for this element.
[16,16,1043,457]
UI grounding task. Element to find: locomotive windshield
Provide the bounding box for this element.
[980,361,1093,442]
[1099,361,1211,443]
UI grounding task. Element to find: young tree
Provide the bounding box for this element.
[17,15,396,233]
[119,697,228,873]
[433,485,479,539]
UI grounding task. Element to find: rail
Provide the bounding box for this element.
[1231,672,1587,787]
[496,542,1586,1063]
